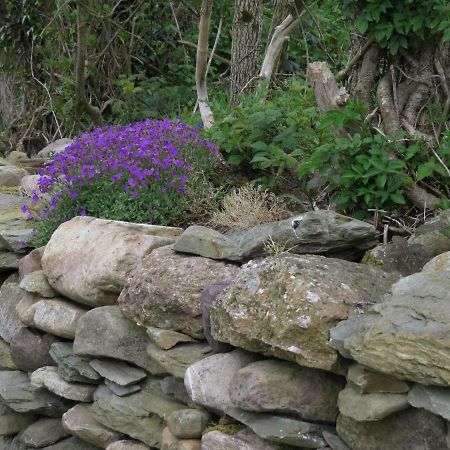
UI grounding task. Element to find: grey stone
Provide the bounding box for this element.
[160,427,201,450]
[106,441,150,450]
[62,403,122,448]
[200,430,277,450]
[9,328,57,371]
[226,407,331,448]
[160,377,192,407]
[173,226,242,260]
[146,327,194,350]
[337,384,409,421]
[184,350,258,413]
[37,139,73,159]
[335,271,450,385]
[322,431,351,450]
[42,216,181,307]
[49,342,102,384]
[105,380,141,397]
[30,366,96,402]
[0,200,34,253]
[0,275,26,343]
[30,298,88,339]
[0,166,29,187]
[0,402,36,436]
[89,360,147,386]
[336,408,448,450]
[19,270,56,298]
[229,359,344,423]
[0,338,17,369]
[92,378,186,448]
[346,364,409,394]
[0,370,71,416]
[0,252,21,272]
[39,436,102,449]
[118,246,240,339]
[147,342,212,379]
[211,255,396,373]
[407,384,450,420]
[423,251,450,272]
[16,293,41,327]
[73,306,164,374]
[18,247,44,281]
[21,418,70,448]
[166,409,211,439]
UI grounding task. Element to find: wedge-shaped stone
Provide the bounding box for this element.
[89,359,147,386]
[19,270,56,298]
[42,216,181,307]
[408,384,450,420]
[211,255,396,373]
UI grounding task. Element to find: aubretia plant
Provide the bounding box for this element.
[23,118,219,245]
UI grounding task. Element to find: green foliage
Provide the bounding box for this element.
[347,0,450,54]
[299,102,450,214]
[208,80,326,189]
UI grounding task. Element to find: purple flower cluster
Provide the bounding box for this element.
[23,118,218,220]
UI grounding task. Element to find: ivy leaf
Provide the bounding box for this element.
[390,192,406,204]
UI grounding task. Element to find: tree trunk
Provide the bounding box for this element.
[229,0,263,106]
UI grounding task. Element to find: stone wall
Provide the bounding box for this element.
[0,210,449,449]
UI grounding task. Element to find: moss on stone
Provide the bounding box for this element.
[203,423,244,436]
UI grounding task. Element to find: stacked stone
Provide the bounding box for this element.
[0,203,448,449]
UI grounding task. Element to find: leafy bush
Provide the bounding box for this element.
[299,102,450,213]
[208,80,326,189]
[24,119,219,245]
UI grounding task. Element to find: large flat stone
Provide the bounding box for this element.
[38,436,102,449]
[408,384,450,420]
[21,418,70,448]
[89,359,147,386]
[73,306,163,374]
[229,359,344,423]
[42,216,181,307]
[0,402,36,436]
[201,430,277,450]
[118,246,239,339]
[211,255,396,373]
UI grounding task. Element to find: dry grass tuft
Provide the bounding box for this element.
[209,184,290,231]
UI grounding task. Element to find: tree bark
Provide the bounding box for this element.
[229,0,263,106]
[196,0,214,129]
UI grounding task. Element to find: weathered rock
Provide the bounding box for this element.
[0,202,34,253]
[146,327,194,350]
[211,255,396,373]
[173,226,242,260]
[37,139,73,159]
[18,246,44,281]
[337,384,409,421]
[161,377,192,407]
[9,328,57,371]
[19,174,40,199]
[0,252,21,272]
[227,407,331,448]
[93,378,186,448]
[38,436,102,449]
[73,306,163,374]
[42,216,181,307]
[118,246,239,339]
[423,251,450,272]
[16,293,41,327]
[0,338,17,369]
[229,359,344,423]
[147,342,212,379]
[322,431,351,450]
[335,271,450,385]
[7,151,29,164]
[8,433,27,450]
[105,380,141,397]
[0,166,29,187]
[0,402,36,436]
[201,282,233,354]
[184,350,258,413]
[0,436,14,449]
[30,298,88,339]
[0,275,26,343]
[166,409,210,439]
[49,342,102,384]
[161,427,201,450]
[21,418,69,448]
[30,366,96,402]
[346,364,409,394]
[201,429,278,450]
[62,403,122,448]
[106,440,150,450]
[0,370,71,416]
[336,408,448,450]
[19,270,56,298]
[407,384,450,420]
[89,360,147,386]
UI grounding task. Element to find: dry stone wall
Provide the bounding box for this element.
[0,209,449,450]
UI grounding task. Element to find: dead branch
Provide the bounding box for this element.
[196,0,214,129]
[337,39,373,81]
[178,40,230,65]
